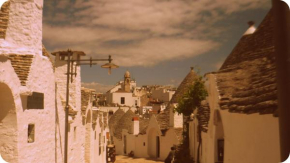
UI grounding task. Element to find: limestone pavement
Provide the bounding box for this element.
[115,155,163,163]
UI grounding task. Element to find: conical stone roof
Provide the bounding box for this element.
[109,108,125,133]
[171,67,198,103]
[113,109,135,140]
[157,68,198,131]
[216,9,278,115]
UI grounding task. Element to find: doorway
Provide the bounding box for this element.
[217,139,224,162]
[148,128,158,158]
[156,136,160,158]
[123,135,127,154]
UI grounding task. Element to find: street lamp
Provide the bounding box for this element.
[51,49,119,163]
[101,55,119,75]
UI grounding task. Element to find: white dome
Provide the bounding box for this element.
[124,71,130,78]
[243,21,256,36]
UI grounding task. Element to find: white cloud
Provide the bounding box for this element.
[43,0,270,67]
[81,82,114,93]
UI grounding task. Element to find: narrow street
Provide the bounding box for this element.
[115,155,163,163]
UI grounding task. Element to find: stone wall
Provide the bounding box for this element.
[0,1,10,39]
[201,74,280,163]
[0,0,43,55]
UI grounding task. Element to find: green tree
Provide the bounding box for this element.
[175,76,208,116]
[174,75,208,163]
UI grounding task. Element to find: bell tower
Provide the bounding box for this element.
[124,71,131,92]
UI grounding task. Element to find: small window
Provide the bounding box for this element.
[143,142,145,146]
[99,133,102,155]
[135,100,138,106]
[28,124,35,143]
[121,97,125,104]
[74,127,77,141]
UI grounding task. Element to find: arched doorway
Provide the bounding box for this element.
[148,128,159,158]
[0,83,18,162]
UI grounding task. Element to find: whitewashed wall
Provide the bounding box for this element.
[122,130,134,155]
[0,52,56,163]
[169,104,183,128]
[0,0,43,55]
[201,74,280,163]
[111,92,136,107]
[113,137,123,155]
[134,135,148,158]
[0,59,22,163]
[0,0,57,162]
[54,57,85,163]
[152,88,174,102]
[160,128,179,160]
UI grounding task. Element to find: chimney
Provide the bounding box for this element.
[132,117,139,135]
[243,21,256,36]
[52,51,85,107]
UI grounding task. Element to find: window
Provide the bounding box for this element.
[143,142,145,146]
[28,124,35,143]
[135,100,138,106]
[121,97,125,104]
[27,92,44,109]
[74,127,77,141]
[99,133,102,155]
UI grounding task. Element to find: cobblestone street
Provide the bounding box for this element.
[115,155,163,163]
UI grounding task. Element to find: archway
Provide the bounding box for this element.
[0,83,18,162]
[148,128,159,158]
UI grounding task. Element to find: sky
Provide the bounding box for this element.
[43,0,272,92]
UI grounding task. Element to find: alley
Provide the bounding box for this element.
[115,155,163,163]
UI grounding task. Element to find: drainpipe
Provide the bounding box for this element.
[272,0,290,161]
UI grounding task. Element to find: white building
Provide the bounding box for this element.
[188,10,280,163]
[106,71,142,107]
[151,88,175,103]
[108,68,197,161]
[0,1,109,162]
[0,1,56,162]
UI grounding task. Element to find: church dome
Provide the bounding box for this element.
[124,71,130,78]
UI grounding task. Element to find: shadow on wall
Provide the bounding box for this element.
[0,56,8,62]
[0,82,18,162]
[55,83,64,163]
